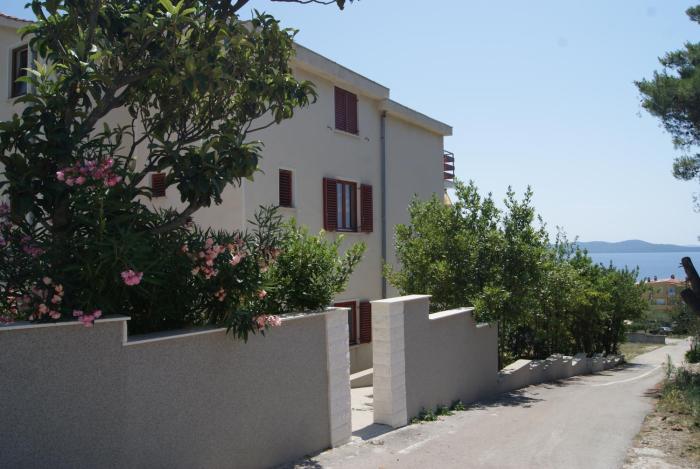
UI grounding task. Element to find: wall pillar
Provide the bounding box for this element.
[371,297,410,428]
[325,308,352,447]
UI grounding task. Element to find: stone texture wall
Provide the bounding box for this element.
[0,309,350,469]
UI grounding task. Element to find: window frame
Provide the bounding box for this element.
[335,179,357,232]
[335,300,358,346]
[10,44,29,98]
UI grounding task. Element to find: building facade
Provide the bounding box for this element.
[0,13,453,371]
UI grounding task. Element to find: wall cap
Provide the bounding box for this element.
[371,294,431,305]
[0,315,129,332]
[429,307,473,321]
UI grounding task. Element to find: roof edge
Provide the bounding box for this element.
[380,99,452,136]
[292,43,390,101]
[0,12,33,29]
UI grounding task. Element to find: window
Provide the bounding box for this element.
[279,169,293,208]
[323,178,373,233]
[336,180,356,231]
[151,173,166,197]
[334,87,358,134]
[335,301,358,345]
[11,45,29,98]
[668,287,675,296]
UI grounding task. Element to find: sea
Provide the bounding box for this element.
[587,251,700,281]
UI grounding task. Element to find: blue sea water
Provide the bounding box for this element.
[587,251,700,280]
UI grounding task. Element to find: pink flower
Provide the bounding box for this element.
[73,310,83,317]
[230,254,243,266]
[51,294,62,304]
[105,175,122,187]
[38,303,48,314]
[65,177,75,187]
[180,244,189,253]
[42,276,52,285]
[255,315,267,330]
[49,311,61,320]
[56,171,65,181]
[266,315,282,327]
[75,176,86,185]
[257,289,267,300]
[205,238,214,248]
[92,309,102,319]
[120,269,143,286]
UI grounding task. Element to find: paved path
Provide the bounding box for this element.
[294,338,691,469]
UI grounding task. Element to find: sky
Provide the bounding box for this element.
[3,0,700,244]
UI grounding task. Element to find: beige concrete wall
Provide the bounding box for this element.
[371,295,624,428]
[497,353,623,394]
[372,295,498,426]
[0,309,350,468]
[384,116,445,297]
[626,332,666,344]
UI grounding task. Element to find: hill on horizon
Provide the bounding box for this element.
[575,239,700,253]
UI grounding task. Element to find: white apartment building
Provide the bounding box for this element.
[0,12,454,371]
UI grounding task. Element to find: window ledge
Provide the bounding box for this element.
[332,127,361,140]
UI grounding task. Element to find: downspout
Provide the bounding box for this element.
[380,110,387,298]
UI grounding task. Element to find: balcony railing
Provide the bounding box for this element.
[443,150,455,185]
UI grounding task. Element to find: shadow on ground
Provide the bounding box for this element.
[352,423,393,441]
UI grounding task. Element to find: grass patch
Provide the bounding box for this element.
[660,365,700,429]
[619,342,663,361]
[410,400,467,424]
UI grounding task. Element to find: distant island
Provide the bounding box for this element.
[576,240,700,253]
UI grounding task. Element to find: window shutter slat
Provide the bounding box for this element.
[151,173,166,198]
[334,87,347,131]
[359,301,372,343]
[323,177,337,231]
[348,92,358,134]
[279,169,293,207]
[360,184,373,233]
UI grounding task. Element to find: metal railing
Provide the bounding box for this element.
[443,150,455,183]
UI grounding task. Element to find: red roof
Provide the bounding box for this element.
[0,12,33,23]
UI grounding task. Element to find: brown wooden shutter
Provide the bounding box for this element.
[360,184,373,233]
[347,92,358,134]
[151,172,166,197]
[279,169,293,207]
[323,177,337,231]
[359,301,372,343]
[334,87,347,131]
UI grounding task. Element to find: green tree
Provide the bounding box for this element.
[636,5,700,188]
[387,180,647,364]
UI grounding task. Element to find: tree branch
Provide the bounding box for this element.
[151,203,203,234]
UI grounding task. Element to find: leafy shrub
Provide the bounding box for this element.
[687,347,700,364]
[262,220,365,315]
[451,400,467,411]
